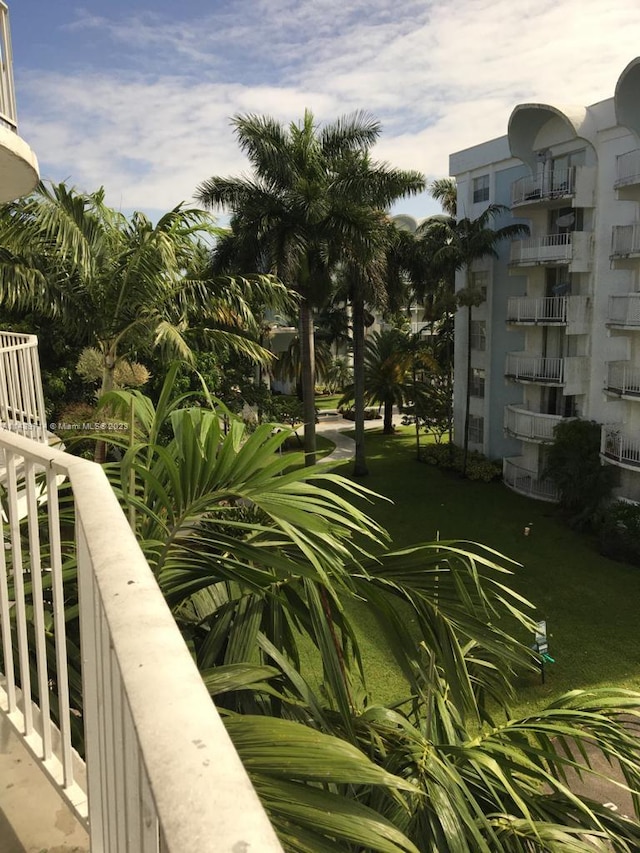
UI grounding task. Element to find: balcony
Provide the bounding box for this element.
[615,150,640,201]
[611,223,640,259]
[503,458,559,502]
[510,232,591,272]
[0,331,47,441]
[0,3,39,201]
[607,293,640,328]
[505,353,588,394]
[506,296,567,325]
[511,166,595,210]
[0,430,282,850]
[605,361,640,398]
[504,405,567,443]
[601,425,640,470]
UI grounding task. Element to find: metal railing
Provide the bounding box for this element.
[505,353,564,384]
[504,405,566,442]
[615,150,640,188]
[0,332,47,442]
[511,167,576,206]
[506,296,567,324]
[611,223,640,257]
[606,362,640,397]
[510,232,573,265]
[601,426,640,469]
[503,458,559,502]
[607,293,640,326]
[0,2,16,129]
[0,430,282,851]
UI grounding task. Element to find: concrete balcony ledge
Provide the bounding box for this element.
[510,231,591,272]
[601,425,640,470]
[503,457,559,502]
[606,362,640,398]
[504,405,567,442]
[606,293,640,328]
[511,165,595,210]
[0,125,39,203]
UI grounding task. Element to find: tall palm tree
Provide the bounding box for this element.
[430,204,529,475]
[197,112,424,468]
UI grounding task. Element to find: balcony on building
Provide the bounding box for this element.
[601,425,640,470]
[615,149,640,201]
[606,293,640,328]
[510,232,591,272]
[511,166,595,211]
[503,457,559,502]
[504,404,567,443]
[0,3,39,201]
[505,353,588,394]
[611,224,640,263]
[507,295,590,333]
[605,361,640,398]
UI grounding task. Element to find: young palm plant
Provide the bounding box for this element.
[84,369,640,852]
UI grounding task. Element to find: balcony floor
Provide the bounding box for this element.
[0,716,89,852]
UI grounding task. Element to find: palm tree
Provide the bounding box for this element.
[0,182,286,400]
[197,112,423,468]
[429,176,457,217]
[430,204,529,475]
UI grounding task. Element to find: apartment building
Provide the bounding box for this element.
[449,57,640,503]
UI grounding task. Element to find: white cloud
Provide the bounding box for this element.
[16,0,640,218]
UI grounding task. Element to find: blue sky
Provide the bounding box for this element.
[10,0,640,222]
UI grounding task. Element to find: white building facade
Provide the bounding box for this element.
[450,57,640,503]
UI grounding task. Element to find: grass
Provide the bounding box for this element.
[315,393,342,410]
[328,428,640,717]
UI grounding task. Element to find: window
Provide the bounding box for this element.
[471,270,489,301]
[470,368,485,398]
[469,320,486,351]
[468,415,484,444]
[472,175,490,204]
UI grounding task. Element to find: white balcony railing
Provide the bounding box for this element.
[0,331,47,442]
[615,150,640,189]
[504,405,566,442]
[505,353,564,384]
[606,362,640,397]
[503,458,559,502]
[510,232,573,265]
[601,425,640,469]
[607,293,640,327]
[511,167,576,206]
[0,430,282,851]
[611,223,640,257]
[506,296,567,324]
[0,2,16,129]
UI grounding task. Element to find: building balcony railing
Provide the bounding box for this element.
[607,293,640,327]
[601,425,640,470]
[0,331,47,442]
[505,353,564,384]
[0,429,282,851]
[611,223,640,258]
[506,296,567,324]
[510,232,591,270]
[615,149,640,189]
[606,361,640,397]
[504,404,567,443]
[503,458,559,502]
[0,2,16,130]
[510,167,575,207]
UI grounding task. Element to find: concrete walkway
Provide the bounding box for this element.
[315,409,402,463]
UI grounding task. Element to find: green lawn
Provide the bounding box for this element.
[315,394,343,410]
[329,428,640,717]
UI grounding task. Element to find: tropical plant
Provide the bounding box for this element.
[429,204,529,475]
[197,111,423,469]
[324,355,352,393]
[544,418,616,529]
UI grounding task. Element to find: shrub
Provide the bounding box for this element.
[597,501,640,567]
[338,407,381,421]
[420,443,501,481]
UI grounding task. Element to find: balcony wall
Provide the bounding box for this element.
[504,405,566,442]
[611,223,640,258]
[601,425,640,470]
[0,430,283,852]
[503,457,559,502]
[506,296,567,325]
[615,150,640,201]
[607,293,640,328]
[606,361,640,397]
[510,231,591,272]
[505,354,588,394]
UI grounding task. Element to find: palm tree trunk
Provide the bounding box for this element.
[383,400,394,435]
[461,304,472,478]
[94,356,116,464]
[299,300,317,466]
[352,289,368,476]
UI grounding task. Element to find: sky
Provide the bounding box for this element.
[10,0,640,223]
